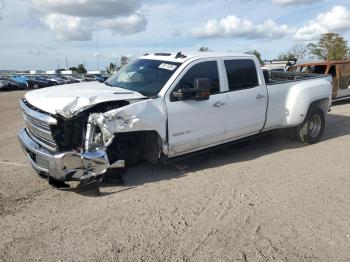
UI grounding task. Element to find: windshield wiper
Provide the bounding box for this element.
[104,82,112,86]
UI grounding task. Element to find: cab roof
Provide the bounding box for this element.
[140,52,255,63]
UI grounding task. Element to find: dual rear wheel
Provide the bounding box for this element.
[293,108,325,144]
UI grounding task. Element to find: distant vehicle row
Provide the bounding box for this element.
[0,74,109,91]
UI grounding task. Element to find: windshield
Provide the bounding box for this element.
[105,59,181,97]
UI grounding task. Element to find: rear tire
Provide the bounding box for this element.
[295,108,325,144]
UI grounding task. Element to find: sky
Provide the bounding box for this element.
[0,0,350,70]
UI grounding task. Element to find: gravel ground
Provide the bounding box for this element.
[0,90,350,262]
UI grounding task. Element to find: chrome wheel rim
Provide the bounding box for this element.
[310,114,322,138]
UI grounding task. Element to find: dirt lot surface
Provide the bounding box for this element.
[1,91,350,262]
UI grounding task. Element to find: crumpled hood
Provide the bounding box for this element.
[25,81,147,118]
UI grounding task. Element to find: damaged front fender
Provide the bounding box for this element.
[86,113,140,150]
[86,99,167,150]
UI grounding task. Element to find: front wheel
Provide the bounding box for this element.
[295,108,325,144]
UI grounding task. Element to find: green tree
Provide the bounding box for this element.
[278,52,296,61]
[278,44,308,61]
[307,33,349,61]
[245,50,263,65]
[69,64,87,74]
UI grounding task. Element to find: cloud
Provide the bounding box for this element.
[31,0,147,41]
[41,13,93,41]
[26,48,47,56]
[192,15,292,40]
[100,13,147,35]
[272,0,320,6]
[31,0,142,18]
[294,5,350,41]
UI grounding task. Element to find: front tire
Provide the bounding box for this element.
[296,108,325,144]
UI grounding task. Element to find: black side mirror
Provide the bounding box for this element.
[172,78,211,101]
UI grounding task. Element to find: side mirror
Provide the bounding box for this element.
[172,78,211,101]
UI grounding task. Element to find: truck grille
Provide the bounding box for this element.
[20,100,58,152]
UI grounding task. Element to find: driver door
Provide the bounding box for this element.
[165,60,228,156]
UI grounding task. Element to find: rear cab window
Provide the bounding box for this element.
[224,59,259,91]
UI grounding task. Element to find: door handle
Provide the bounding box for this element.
[213,101,226,107]
[256,94,266,100]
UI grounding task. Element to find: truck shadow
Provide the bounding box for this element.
[87,112,350,195]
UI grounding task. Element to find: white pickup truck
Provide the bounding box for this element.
[18,52,332,187]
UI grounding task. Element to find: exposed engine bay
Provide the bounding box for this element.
[51,100,129,152]
[19,95,166,188]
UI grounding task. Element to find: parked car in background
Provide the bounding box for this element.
[25,76,49,88]
[28,76,57,87]
[68,76,84,83]
[74,75,85,82]
[53,76,70,84]
[59,75,81,84]
[83,74,109,82]
[291,61,350,101]
[0,77,27,90]
[0,79,13,91]
[40,75,65,85]
[83,74,97,82]
[11,75,43,89]
[11,75,27,86]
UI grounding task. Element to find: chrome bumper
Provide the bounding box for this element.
[18,128,124,182]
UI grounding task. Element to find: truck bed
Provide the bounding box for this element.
[262,70,331,131]
[264,71,328,85]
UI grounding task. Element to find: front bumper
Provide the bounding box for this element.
[18,128,124,182]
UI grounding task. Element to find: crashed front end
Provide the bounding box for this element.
[17,99,130,184]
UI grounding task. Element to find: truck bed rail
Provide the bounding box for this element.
[265,71,328,85]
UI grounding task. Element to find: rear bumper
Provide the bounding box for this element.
[18,128,124,181]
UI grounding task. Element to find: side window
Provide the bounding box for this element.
[177,61,220,94]
[224,60,259,91]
